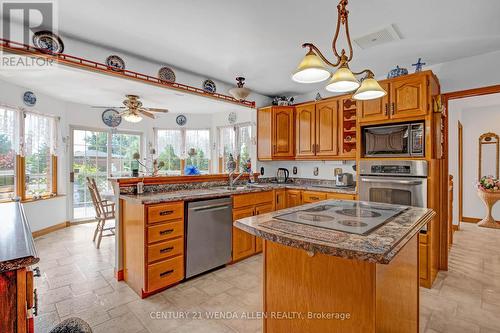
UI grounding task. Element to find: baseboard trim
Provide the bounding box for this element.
[452,225,459,231]
[115,269,124,281]
[32,221,70,238]
[461,216,500,223]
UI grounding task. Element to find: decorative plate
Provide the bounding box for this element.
[32,31,64,54]
[228,112,237,124]
[202,79,216,93]
[176,114,187,126]
[105,55,125,71]
[23,91,36,106]
[387,65,408,79]
[158,66,176,83]
[101,109,122,128]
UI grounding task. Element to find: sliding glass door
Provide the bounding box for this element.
[70,128,141,221]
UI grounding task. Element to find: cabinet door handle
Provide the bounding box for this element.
[160,269,174,278]
[384,103,388,116]
[310,196,320,200]
[160,246,174,254]
[159,210,174,216]
[33,267,41,277]
[159,229,174,235]
[33,288,38,317]
[391,102,395,115]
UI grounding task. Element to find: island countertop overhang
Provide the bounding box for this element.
[234,200,435,264]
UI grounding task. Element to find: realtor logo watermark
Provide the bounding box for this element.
[1,1,57,69]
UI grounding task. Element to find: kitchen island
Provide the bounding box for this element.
[234,200,435,333]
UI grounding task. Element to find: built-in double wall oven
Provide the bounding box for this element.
[359,160,428,209]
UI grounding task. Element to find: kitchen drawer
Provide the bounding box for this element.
[147,256,184,292]
[302,191,327,203]
[147,201,184,224]
[233,191,273,208]
[147,238,184,263]
[326,192,357,200]
[147,220,184,244]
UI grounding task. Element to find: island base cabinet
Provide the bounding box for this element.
[263,234,419,333]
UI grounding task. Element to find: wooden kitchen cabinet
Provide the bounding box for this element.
[301,190,328,203]
[258,106,294,160]
[326,192,357,200]
[358,71,436,124]
[295,103,316,158]
[122,200,185,298]
[274,189,287,211]
[286,189,302,208]
[232,191,274,261]
[315,100,339,157]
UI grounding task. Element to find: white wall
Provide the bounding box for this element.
[449,94,500,223]
[258,160,356,180]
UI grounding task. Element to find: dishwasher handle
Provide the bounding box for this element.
[189,203,232,212]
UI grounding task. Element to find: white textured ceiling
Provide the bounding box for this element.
[48,0,500,96]
[3,0,500,101]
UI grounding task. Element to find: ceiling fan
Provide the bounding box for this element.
[93,94,169,123]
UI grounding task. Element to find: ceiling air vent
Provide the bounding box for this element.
[353,24,401,50]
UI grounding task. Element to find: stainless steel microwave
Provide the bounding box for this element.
[363,122,424,157]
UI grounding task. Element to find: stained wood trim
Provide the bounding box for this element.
[0,39,255,109]
[113,173,259,187]
[443,84,500,101]
[458,121,463,229]
[32,221,70,238]
[115,269,124,281]
[16,268,27,333]
[51,155,58,195]
[462,216,481,223]
[452,225,459,231]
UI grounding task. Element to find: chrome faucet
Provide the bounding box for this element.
[228,170,246,188]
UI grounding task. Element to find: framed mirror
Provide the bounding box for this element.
[478,132,499,181]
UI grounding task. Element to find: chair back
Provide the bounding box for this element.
[86,177,104,218]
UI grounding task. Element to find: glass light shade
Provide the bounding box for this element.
[229,87,251,101]
[325,66,360,92]
[352,77,387,100]
[122,112,143,123]
[292,50,331,83]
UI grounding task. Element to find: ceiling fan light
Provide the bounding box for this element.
[292,50,331,83]
[325,66,360,93]
[229,87,251,101]
[352,77,387,100]
[122,112,143,123]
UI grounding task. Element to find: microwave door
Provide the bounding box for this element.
[364,125,410,157]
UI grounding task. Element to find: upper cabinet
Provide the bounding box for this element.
[358,72,436,124]
[315,100,339,157]
[258,106,294,160]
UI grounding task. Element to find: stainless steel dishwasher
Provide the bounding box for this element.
[186,197,232,278]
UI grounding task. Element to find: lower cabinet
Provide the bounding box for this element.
[274,189,287,211]
[302,191,327,203]
[232,191,274,261]
[286,189,358,208]
[286,189,302,207]
[122,200,185,298]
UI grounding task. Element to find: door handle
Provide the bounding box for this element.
[191,203,231,212]
[69,172,75,183]
[360,178,423,185]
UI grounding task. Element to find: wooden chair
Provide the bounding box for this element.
[86,177,115,249]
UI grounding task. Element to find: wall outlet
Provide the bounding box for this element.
[313,167,319,176]
[292,166,298,175]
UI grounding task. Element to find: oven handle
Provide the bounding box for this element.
[360,178,424,185]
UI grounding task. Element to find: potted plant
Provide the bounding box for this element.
[477,176,500,228]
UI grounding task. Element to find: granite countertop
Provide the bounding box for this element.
[234,200,435,264]
[120,183,356,205]
[0,201,39,272]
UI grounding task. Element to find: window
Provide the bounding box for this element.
[185,129,210,174]
[110,133,141,177]
[24,113,55,197]
[0,106,58,202]
[156,129,182,175]
[155,128,211,175]
[218,123,253,173]
[0,107,17,200]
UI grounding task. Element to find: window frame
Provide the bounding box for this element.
[154,127,212,175]
[217,122,254,173]
[0,105,59,203]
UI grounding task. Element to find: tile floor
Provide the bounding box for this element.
[34,222,500,333]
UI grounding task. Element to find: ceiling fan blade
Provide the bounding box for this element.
[140,110,156,119]
[145,107,169,113]
[91,106,124,109]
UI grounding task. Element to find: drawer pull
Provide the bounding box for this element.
[310,196,319,200]
[33,267,41,277]
[159,246,174,254]
[159,210,174,216]
[33,288,38,316]
[160,269,174,278]
[159,229,174,235]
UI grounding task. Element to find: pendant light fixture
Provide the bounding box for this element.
[292,0,386,100]
[229,77,251,101]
